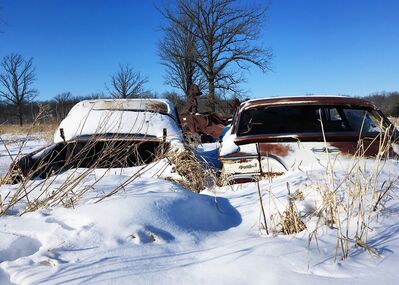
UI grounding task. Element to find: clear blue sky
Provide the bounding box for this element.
[0,0,398,100]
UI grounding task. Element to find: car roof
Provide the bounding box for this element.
[69,98,178,121]
[241,95,377,110]
[53,98,182,143]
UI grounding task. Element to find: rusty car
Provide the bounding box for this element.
[219,96,398,184]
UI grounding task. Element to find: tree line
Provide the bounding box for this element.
[0,51,398,125]
[362,92,399,116]
[0,55,153,125]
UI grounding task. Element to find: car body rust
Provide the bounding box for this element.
[219,96,398,184]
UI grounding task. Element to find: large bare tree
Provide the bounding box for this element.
[108,64,148,98]
[159,13,205,96]
[0,53,38,125]
[161,0,272,111]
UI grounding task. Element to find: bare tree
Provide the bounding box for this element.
[107,64,148,98]
[0,53,38,125]
[54,91,73,122]
[363,91,399,116]
[162,90,186,111]
[161,0,272,111]
[159,13,205,96]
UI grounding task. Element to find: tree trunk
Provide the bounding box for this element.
[208,78,216,112]
[17,104,23,126]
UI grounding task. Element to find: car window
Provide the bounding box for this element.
[237,105,385,136]
[321,108,351,132]
[238,106,322,135]
[342,109,383,133]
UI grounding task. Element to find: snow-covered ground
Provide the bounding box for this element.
[1,137,399,284]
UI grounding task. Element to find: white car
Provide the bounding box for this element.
[7,99,184,182]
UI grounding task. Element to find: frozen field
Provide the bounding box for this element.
[0,136,399,285]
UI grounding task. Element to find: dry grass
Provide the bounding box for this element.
[314,117,396,259]
[259,112,399,260]
[166,147,218,193]
[310,116,395,259]
[389,116,399,128]
[0,136,170,215]
[279,183,306,235]
[0,137,214,215]
[0,122,57,141]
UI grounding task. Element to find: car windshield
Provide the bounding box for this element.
[237,105,387,136]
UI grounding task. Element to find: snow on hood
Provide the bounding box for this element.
[54,99,183,143]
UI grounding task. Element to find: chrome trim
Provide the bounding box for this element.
[220,155,258,160]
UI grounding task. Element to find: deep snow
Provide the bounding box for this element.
[0,136,399,284]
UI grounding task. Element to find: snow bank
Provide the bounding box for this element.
[1,136,399,284]
[0,177,240,285]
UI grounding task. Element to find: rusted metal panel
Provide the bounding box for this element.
[330,140,394,157]
[180,113,227,141]
[204,124,225,139]
[259,143,291,156]
[179,83,229,141]
[180,114,209,133]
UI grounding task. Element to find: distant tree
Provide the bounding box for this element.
[0,53,38,125]
[81,92,107,100]
[161,0,272,111]
[363,91,399,116]
[107,64,148,98]
[159,12,205,96]
[140,90,159,99]
[162,91,186,112]
[0,100,8,123]
[393,102,399,117]
[54,91,73,121]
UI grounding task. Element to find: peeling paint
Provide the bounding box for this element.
[259,143,291,156]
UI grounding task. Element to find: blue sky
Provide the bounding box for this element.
[0,0,398,100]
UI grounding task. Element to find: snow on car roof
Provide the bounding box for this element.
[53,99,183,143]
[69,99,178,121]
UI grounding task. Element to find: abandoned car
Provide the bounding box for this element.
[7,99,184,183]
[219,96,398,183]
